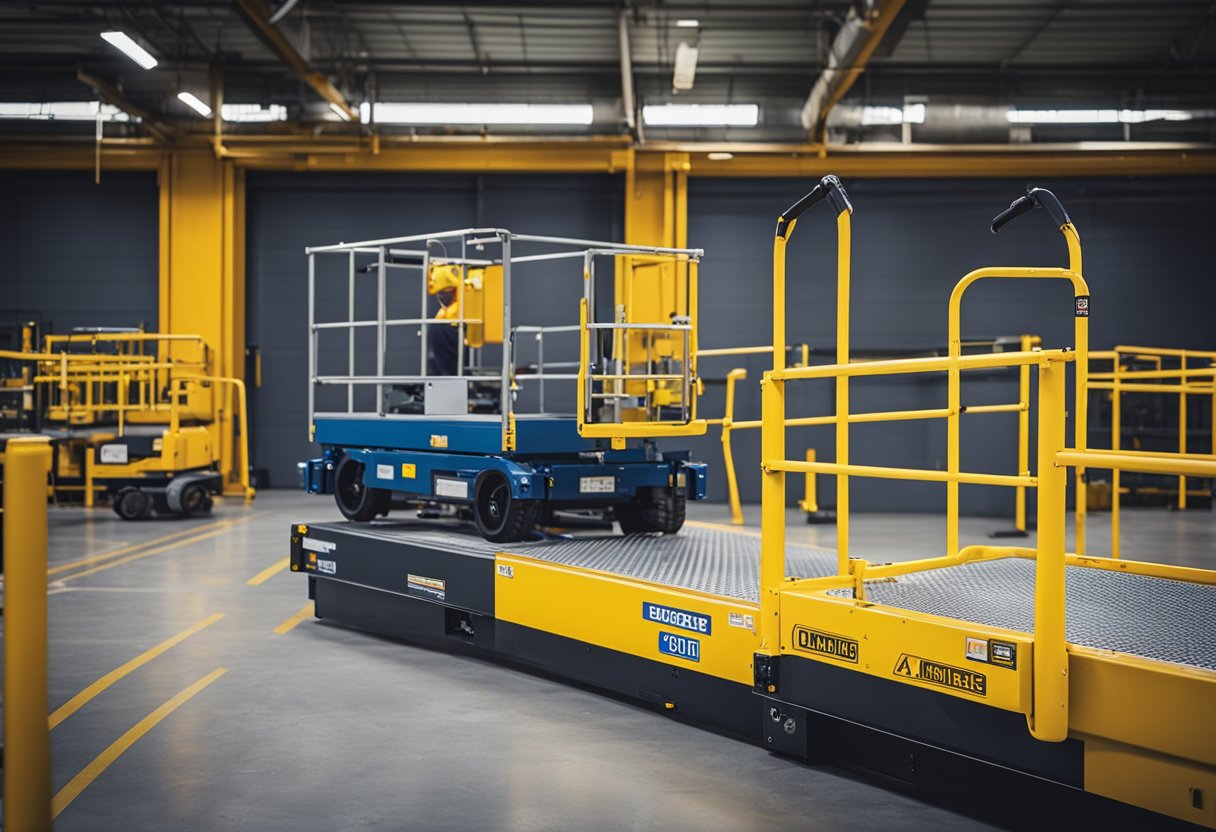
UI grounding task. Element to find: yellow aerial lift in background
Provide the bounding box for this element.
[0,328,253,518]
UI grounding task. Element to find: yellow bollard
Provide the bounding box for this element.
[3,436,54,831]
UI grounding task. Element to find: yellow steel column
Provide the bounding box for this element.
[1015,334,1037,534]
[3,436,54,832]
[161,151,246,492]
[1031,358,1068,742]
[1111,353,1123,558]
[1179,350,1188,511]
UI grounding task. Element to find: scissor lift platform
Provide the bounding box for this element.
[290,519,1216,828]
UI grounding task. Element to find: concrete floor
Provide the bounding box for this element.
[5,492,1213,831]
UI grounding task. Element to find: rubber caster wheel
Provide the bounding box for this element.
[617,486,685,535]
[113,487,154,521]
[472,470,537,542]
[334,456,391,522]
[177,482,214,517]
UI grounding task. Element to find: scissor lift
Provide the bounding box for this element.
[291,181,1216,828]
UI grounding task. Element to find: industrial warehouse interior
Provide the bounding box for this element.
[1,1,1214,830]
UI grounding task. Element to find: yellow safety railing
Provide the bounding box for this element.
[1087,346,1215,557]
[758,179,1095,743]
[709,336,1039,528]
[2,435,54,830]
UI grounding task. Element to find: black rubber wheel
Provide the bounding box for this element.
[334,456,391,522]
[113,487,153,521]
[472,470,537,542]
[178,482,214,517]
[617,486,686,535]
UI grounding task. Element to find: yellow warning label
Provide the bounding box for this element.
[430,435,448,448]
[401,463,416,478]
[296,524,308,534]
[893,653,986,697]
[792,625,858,663]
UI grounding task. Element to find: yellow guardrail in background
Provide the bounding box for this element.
[2,435,54,831]
[1087,346,1215,557]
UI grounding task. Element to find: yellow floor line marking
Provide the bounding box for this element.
[246,556,290,586]
[56,515,258,583]
[49,612,225,730]
[686,519,761,539]
[52,667,228,820]
[273,601,315,634]
[47,520,235,576]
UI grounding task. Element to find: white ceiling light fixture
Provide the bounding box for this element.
[362,102,594,125]
[221,103,287,123]
[100,31,158,70]
[0,101,133,122]
[642,104,759,127]
[329,102,352,122]
[672,42,699,92]
[706,152,734,161]
[177,91,212,117]
[1006,108,1198,125]
[676,19,700,27]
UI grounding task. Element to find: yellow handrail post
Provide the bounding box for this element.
[1015,334,1037,534]
[1064,222,1089,556]
[1111,352,1123,558]
[1031,358,1069,742]
[1179,350,1188,511]
[722,368,747,525]
[834,209,852,574]
[2,436,54,831]
[799,449,819,514]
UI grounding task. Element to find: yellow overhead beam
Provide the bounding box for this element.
[76,71,172,145]
[232,0,358,122]
[5,138,1216,179]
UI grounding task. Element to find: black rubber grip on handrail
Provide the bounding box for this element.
[776,175,853,239]
[991,187,1072,234]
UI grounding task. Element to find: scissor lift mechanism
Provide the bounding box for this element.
[292,183,1216,828]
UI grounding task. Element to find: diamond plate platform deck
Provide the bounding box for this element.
[827,558,1216,672]
[310,520,838,603]
[313,519,1216,672]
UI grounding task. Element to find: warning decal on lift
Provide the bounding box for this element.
[792,625,858,664]
[893,653,987,697]
[407,573,447,601]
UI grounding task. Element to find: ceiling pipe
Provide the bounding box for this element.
[618,6,636,132]
[800,0,908,143]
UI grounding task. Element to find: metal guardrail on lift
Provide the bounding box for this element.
[305,229,706,452]
[750,177,1216,744]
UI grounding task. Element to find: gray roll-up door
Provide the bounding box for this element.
[0,170,158,335]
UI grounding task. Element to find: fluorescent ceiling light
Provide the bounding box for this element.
[0,101,133,122]
[672,42,699,91]
[676,19,699,27]
[360,102,594,125]
[706,152,733,161]
[642,104,758,127]
[329,102,351,122]
[177,91,212,117]
[1007,108,1196,125]
[860,103,926,126]
[100,31,158,70]
[221,103,287,122]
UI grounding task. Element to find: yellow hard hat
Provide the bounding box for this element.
[427,264,461,295]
